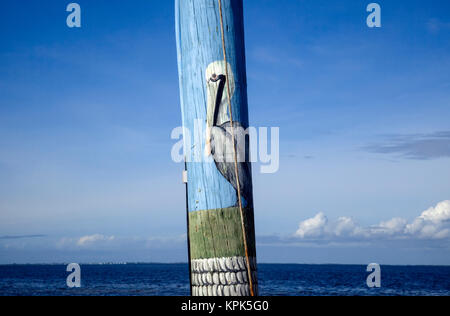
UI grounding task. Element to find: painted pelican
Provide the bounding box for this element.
[205,61,253,207]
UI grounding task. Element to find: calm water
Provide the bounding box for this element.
[0,264,449,296]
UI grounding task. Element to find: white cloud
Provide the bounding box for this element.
[378,218,408,234]
[295,200,450,241]
[420,200,450,222]
[333,217,361,237]
[404,201,450,239]
[295,212,327,238]
[77,234,115,246]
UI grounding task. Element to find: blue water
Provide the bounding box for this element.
[0,264,449,296]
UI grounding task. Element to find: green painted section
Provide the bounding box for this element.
[189,206,256,260]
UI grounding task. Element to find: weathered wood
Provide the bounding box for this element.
[188,207,258,259]
[176,0,258,296]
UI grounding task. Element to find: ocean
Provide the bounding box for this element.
[0,264,449,296]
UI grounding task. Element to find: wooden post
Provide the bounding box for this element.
[176,0,258,296]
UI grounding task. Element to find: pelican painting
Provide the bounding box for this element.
[176,0,258,296]
[204,61,253,208]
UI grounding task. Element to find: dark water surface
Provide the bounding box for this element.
[0,264,449,296]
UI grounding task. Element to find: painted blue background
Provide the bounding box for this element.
[176,0,251,212]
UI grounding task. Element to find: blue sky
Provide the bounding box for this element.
[0,0,450,265]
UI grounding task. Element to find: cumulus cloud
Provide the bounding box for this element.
[295,213,368,239]
[404,201,450,239]
[295,200,450,241]
[295,212,328,238]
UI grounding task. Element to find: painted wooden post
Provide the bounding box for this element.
[176,0,258,296]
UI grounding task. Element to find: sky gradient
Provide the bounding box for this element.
[0,0,450,265]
